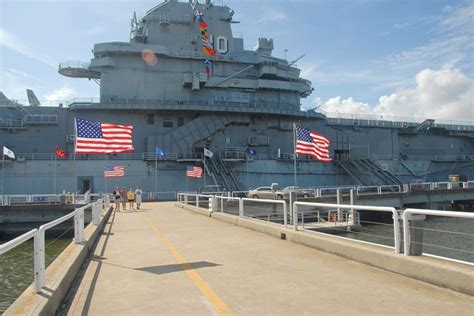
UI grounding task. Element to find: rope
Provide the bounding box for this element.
[408,225,474,237]
[306,225,395,241]
[359,220,394,227]
[410,240,474,254]
[46,225,74,247]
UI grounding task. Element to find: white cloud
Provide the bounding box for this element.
[321,96,371,114]
[318,67,474,122]
[257,8,287,24]
[0,28,57,68]
[45,87,75,101]
[375,67,473,120]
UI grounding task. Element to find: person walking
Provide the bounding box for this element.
[113,186,121,211]
[120,187,127,210]
[127,187,136,210]
[135,186,143,209]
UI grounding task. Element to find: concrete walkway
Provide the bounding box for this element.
[64,202,473,315]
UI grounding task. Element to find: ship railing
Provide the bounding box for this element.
[59,61,91,70]
[0,118,25,128]
[293,202,401,254]
[319,186,355,197]
[0,193,90,206]
[321,111,474,131]
[402,209,474,264]
[0,196,110,293]
[221,148,246,160]
[177,153,203,160]
[409,182,434,191]
[143,153,178,161]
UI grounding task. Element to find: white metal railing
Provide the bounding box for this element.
[293,202,401,253]
[402,209,474,261]
[215,195,241,216]
[0,196,110,293]
[242,198,288,227]
[0,229,38,256]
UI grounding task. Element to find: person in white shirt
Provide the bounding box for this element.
[135,187,143,209]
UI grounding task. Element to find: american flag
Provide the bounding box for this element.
[104,165,125,178]
[295,125,332,162]
[187,165,203,178]
[75,118,134,154]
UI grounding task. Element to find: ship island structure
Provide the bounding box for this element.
[0,0,473,196]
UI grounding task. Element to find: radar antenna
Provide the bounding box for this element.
[288,54,305,67]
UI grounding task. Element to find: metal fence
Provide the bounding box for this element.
[177,193,474,264]
[293,202,401,254]
[0,196,111,293]
[403,209,474,263]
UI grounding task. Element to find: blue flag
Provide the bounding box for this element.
[156,147,165,156]
[247,148,256,156]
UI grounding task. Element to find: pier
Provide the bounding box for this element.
[4,201,473,315]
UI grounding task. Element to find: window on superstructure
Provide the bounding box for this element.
[147,114,154,125]
[163,120,174,128]
[177,117,184,127]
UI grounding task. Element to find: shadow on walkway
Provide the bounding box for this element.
[136,261,221,275]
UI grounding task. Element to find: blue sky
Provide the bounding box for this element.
[1,0,473,121]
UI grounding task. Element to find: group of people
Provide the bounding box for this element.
[112,186,143,211]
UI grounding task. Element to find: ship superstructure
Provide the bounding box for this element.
[1,0,473,195]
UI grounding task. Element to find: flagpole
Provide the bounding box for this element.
[293,123,297,187]
[155,154,158,194]
[104,154,108,194]
[203,156,206,191]
[186,173,188,192]
[53,151,57,194]
[1,152,4,198]
[73,117,77,194]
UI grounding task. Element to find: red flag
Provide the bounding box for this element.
[55,147,66,159]
[199,20,208,28]
[203,47,216,56]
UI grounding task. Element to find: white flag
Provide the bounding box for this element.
[3,146,15,159]
[204,148,214,158]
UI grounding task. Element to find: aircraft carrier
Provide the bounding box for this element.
[1,0,473,195]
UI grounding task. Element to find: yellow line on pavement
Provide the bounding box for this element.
[142,215,234,316]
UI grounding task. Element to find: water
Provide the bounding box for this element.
[0,238,71,313]
[321,215,474,263]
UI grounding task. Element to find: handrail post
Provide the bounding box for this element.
[92,202,101,225]
[350,189,355,226]
[184,194,188,204]
[74,209,85,243]
[238,198,243,217]
[283,201,287,228]
[293,203,298,230]
[392,208,401,254]
[34,229,45,293]
[336,189,342,221]
[403,210,411,256]
[196,195,199,208]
